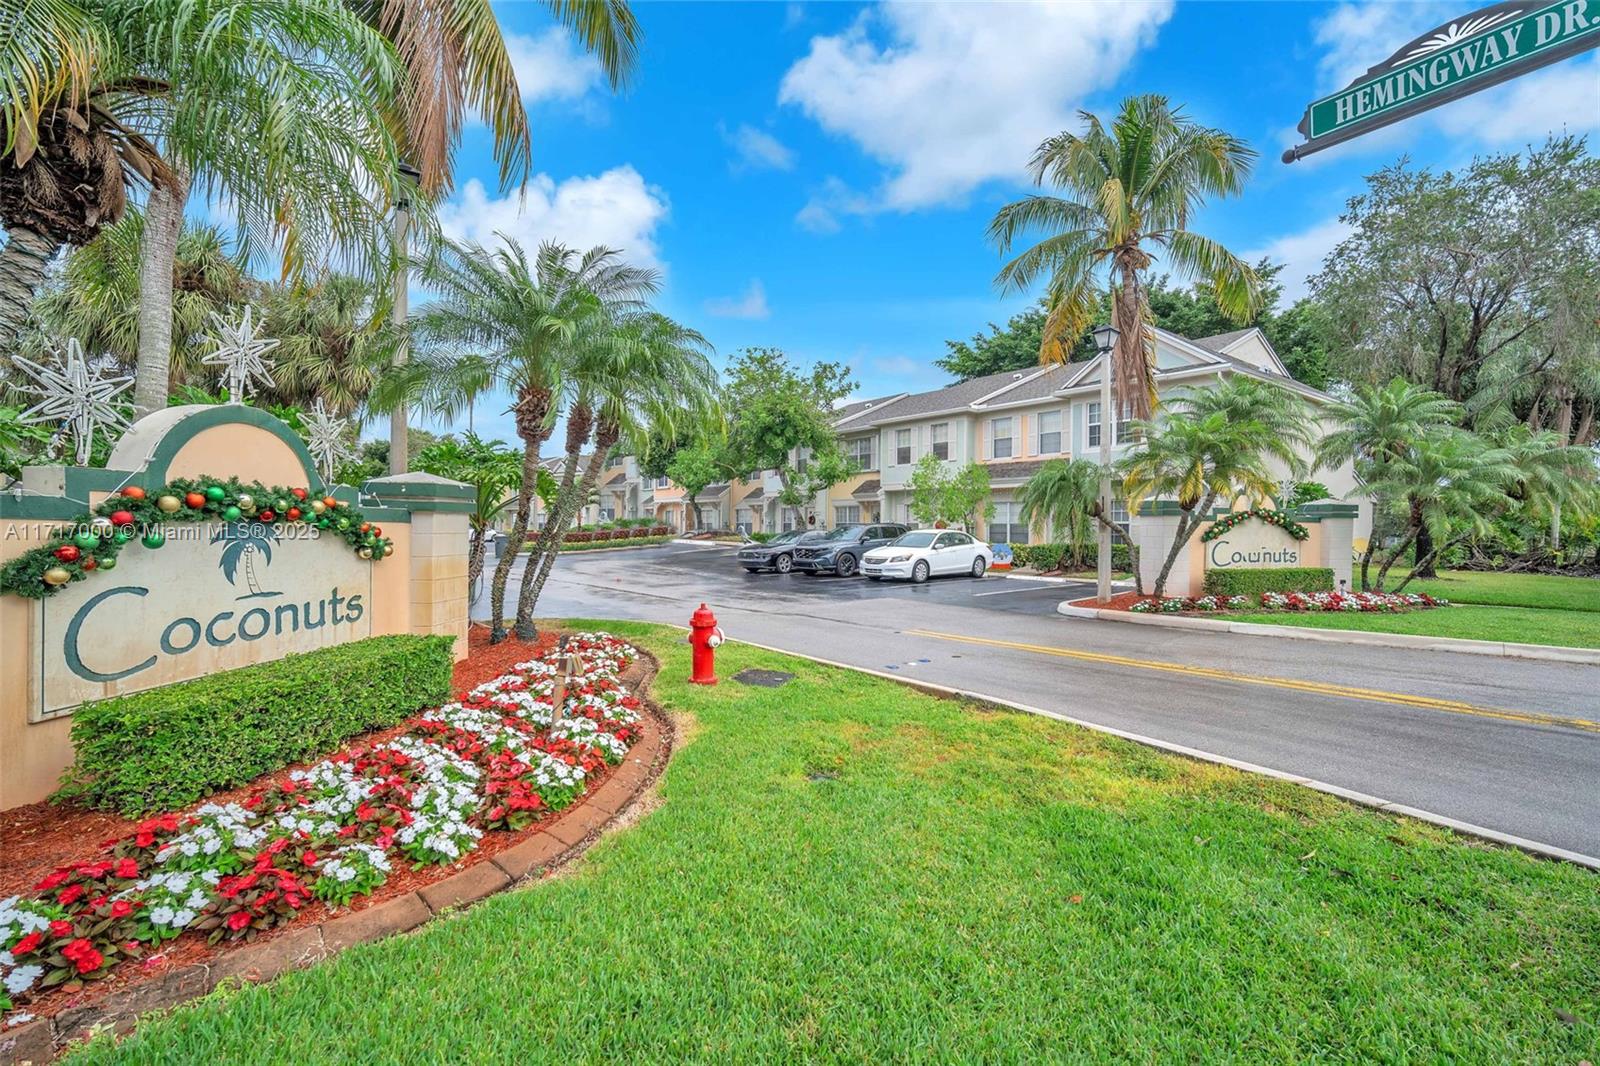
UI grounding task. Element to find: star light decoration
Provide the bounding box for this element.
[302,399,358,483]
[14,339,133,466]
[202,306,278,404]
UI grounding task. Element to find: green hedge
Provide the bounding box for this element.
[1201,567,1335,597]
[557,535,675,552]
[1009,542,1131,572]
[58,634,456,815]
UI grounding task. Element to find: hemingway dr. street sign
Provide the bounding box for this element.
[1284,0,1600,162]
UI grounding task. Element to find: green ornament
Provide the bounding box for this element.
[335,518,350,531]
[223,505,242,521]
[141,529,166,549]
[113,530,132,545]
[205,485,226,502]
[274,498,289,511]
[73,531,100,550]
[97,556,117,572]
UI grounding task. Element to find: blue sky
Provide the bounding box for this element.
[416,0,1599,445]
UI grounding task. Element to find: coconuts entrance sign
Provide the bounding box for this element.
[1284,0,1600,162]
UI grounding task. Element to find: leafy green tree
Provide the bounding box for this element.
[944,462,994,533]
[415,432,522,593]
[667,442,723,530]
[906,454,949,527]
[905,455,994,531]
[990,94,1261,419]
[1016,457,1139,587]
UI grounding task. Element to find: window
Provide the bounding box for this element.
[845,436,875,470]
[1087,402,1101,448]
[930,422,950,461]
[1037,410,1062,454]
[1090,401,1139,447]
[835,504,861,526]
[605,455,623,469]
[895,428,913,466]
[1118,403,1143,444]
[654,476,670,488]
[990,501,1030,544]
[933,533,955,549]
[990,417,1013,459]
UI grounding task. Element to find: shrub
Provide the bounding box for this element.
[1011,542,1130,572]
[58,635,456,815]
[1202,567,1335,597]
[557,535,675,552]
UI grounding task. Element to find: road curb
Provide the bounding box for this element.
[715,630,1600,872]
[1055,602,1600,665]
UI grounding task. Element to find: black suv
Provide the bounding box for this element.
[737,529,824,573]
[792,523,911,577]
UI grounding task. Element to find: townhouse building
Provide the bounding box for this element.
[598,325,1372,543]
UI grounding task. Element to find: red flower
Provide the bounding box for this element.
[12,931,44,955]
[62,938,104,974]
[58,884,86,905]
[110,899,135,919]
[301,850,318,867]
[226,912,252,932]
[50,919,74,937]
[114,858,139,879]
[35,869,70,891]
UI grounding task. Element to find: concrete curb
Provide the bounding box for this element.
[720,632,1600,873]
[1055,602,1600,665]
[1,656,674,1064]
[999,572,1134,587]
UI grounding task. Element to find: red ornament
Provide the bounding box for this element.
[259,509,276,522]
[370,525,381,537]
[109,510,135,526]
[359,522,371,534]
[322,495,337,508]
[287,507,302,520]
[185,492,206,509]
[121,486,146,501]
[81,557,98,571]
[54,545,81,563]
[290,487,308,501]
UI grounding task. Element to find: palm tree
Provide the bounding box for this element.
[259,274,393,417]
[1491,425,1600,555]
[990,94,1261,420]
[1120,378,1306,598]
[1316,378,1462,588]
[212,521,280,598]
[1015,457,1141,591]
[515,311,717,631]
[382,237,659,643]
[414,432,523,594]
[2,0,407,382]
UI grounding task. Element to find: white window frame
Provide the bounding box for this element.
[990,500,1030,545]
[895,428,913,466]
[1037,410,1062,454]
[930,422,950,461]
[845,436,875,470]
[834,503,861,526]
[990,417,1014,459]
[1087,402,1102,449]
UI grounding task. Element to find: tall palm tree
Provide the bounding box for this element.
[1316,378,1462,587]
[415,432,523,594]
[1491,425,1600,554]
[990,94,1261,420]
[1015,457,1140,590]
[382,237,659,643]
[516,311,717,632]
[1,0,407,377]
[259,274,393,417]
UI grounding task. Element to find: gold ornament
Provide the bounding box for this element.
[382,543,394,557]
[157,494,182,513]
[311,500,327,514]
[358,546,372,559]
[236,494,254,511]
[43,567,72,586]
[335,499,349,509]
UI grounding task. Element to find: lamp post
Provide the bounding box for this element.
[389,160,421,476]
[1092,323,1119,604]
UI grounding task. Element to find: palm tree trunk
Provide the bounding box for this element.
[1374,526,1419,592]
[134,170,189,417]
[1357,536,1378,591]
[489,386,552,644]
[1411,522,1437,580]
[1112,262,1154,421]
[1151,494,1212,599]
[467,522,488,592]
[0,226,60,352]
[512,404,592,640]
[518,419,618,633]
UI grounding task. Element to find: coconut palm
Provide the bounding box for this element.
[258,274,394,417]
[990,94,1261,420]
[1,0,406,378]
[381,237,659,643]
[515,311,717,632]
[415,432,523,594]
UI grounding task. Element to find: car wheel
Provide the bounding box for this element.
[971,556,987,578]
[775,553,793,573]
[912,560,930,584]
[835,554,857,577]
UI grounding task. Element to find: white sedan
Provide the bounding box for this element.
[861,529,992,583]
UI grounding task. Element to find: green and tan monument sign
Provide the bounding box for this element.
[1285,0,1600,162]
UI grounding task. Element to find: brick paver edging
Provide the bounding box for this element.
[1,651,674,1065]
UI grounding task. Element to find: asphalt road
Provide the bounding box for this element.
[476,543,1600,859]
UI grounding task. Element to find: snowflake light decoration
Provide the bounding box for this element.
[202,306,278,404]
[302,400,358,482]
[13,339,132,465]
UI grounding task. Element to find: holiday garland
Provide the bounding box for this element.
[1,476,392,599]
[1199,507,1310,543]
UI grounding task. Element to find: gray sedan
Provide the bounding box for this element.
[736,529,824,573]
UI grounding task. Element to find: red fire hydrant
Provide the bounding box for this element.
[689,603,724,685]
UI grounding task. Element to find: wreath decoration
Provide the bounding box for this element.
[1200,507,1310,544]
[1,476,392,599]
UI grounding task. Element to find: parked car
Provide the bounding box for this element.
[861,529,992,583]
[737,529,823,573]
[792,523,911,577]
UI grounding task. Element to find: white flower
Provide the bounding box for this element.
[3,965,43,996]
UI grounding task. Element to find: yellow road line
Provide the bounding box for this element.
[905,629,1600,734]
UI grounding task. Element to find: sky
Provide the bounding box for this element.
[408,0,1600,446]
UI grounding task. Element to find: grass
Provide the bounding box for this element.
[1232,604,1600,649]
[68,622,1600,1063]
[1380,569,1598,613]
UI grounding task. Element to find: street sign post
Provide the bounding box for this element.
[1285,0,1600,162]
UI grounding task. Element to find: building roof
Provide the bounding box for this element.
[1192,328,1255,353]
[851,478,881,499]
[740,487,764,501]
[873,368,1051,423]
[974,364,1076,407]
[982,459,1050,483]
[701,483,730,497]
[835,392,910,429]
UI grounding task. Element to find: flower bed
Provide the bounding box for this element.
[1127,590,1450,614]
[0,633,643,1019]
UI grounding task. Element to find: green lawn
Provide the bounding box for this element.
[69,623,1600,1063]
[1233,603,1600,649]
[1383,569,1599,612]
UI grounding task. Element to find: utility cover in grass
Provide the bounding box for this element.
[733,668,794,688]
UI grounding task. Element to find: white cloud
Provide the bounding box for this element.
[721,123,796,172]
[778,1,1172,212]
[705,279,771,319]
[795,176,874,234]
[784,3,807,31]
[436,167,670,270]
[504,28,603,104]
[1244,218,1354,304]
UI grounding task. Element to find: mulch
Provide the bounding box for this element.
[1068,592,1147,612]
[0,623,630,1025]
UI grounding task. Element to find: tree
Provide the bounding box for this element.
[1120,378,1310,598]
[905,455,994,531]
[936,304,1049,381]
[990,94,1262,420]
[720,348,855,524]
[414,432,522,595]
[1016,457,1140,589]
[667,442,722,529]
[944,462,994,532]
[382,237,660,642]
[259,274,393,417]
